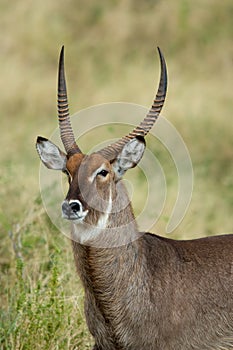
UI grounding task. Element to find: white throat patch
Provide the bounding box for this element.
[72,187,112,245]
[96,188,112,229]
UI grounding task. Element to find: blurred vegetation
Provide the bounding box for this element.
[0,0,232,348]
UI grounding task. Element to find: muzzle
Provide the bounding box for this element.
[61,199,88,221]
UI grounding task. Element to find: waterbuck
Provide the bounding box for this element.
[36,47,233,350]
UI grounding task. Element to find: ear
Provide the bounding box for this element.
[36,136,67,170]
[112,137,145,179]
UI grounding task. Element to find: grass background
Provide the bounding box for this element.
[0,0,232,349]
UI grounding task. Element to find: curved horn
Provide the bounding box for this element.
[58,46,81,155]
[98,47,167,160]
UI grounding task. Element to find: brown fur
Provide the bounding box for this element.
[67,158,233,350]
[36,137,233,349]
[72,231,233,350]
[66,153,85,177]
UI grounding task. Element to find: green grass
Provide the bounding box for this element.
[0,0,233,348]
[0,204,92,349]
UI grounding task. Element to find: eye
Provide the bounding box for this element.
[97,169,109,177]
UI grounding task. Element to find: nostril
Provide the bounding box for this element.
[70,201,81,213]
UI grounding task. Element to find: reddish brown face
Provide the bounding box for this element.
[36,136,146,227]
[62,153,115,223]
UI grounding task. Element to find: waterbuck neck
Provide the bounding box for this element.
[71,180,141,248]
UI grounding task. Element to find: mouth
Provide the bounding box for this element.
[62,211,88,222]
[62,213,87,222]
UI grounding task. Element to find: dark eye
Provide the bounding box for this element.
[98,169,109,177]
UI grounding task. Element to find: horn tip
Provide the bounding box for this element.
[59,45,65,61]
[156,46,167,90]
[157,46,164,61]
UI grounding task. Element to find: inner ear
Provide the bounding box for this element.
[112,137,145,179]
[36,136,67,170]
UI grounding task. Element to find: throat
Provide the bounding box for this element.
[71,208,139,248]
[96,189,113,229]
[71,182,140,247]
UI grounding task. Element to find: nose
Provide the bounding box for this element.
[69,201,80,213]
[61,199,88,221]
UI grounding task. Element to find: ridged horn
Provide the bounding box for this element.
[58,46,81,155]
[98,47,167,160]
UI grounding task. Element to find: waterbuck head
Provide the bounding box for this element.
[36,47,167,243]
